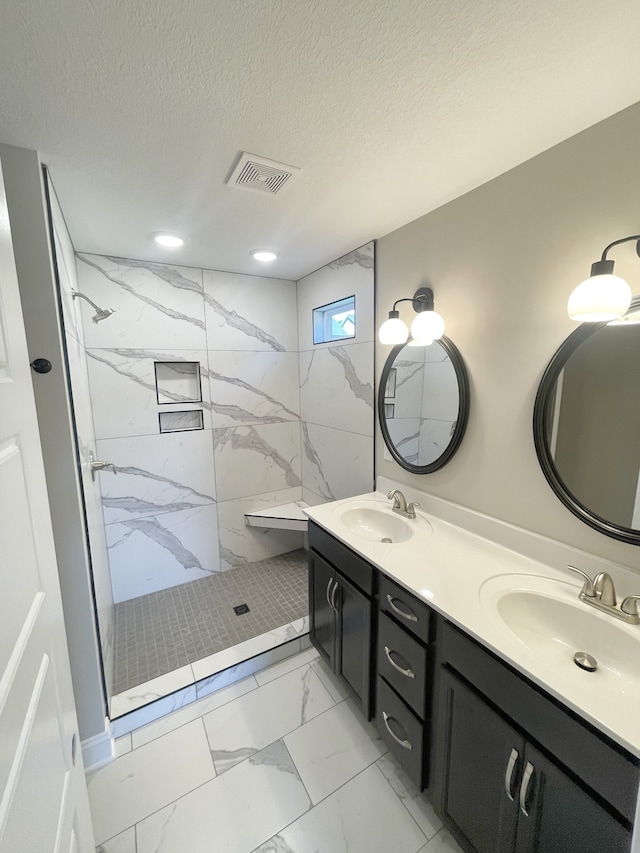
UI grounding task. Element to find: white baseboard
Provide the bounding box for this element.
[81,725,113,772]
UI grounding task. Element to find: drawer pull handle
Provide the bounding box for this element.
[384,646,415,679]
[326,578,334,610]
[382,711,412,750]
[519,761,535,816]
[330,579,339,613]
[387,594,418,622]
[504,748,519,801]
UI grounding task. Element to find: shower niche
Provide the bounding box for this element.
[154,361,204,433]
[158,410,204,433]
[154,360,202,404]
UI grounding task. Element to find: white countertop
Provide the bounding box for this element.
[306,488,640,760]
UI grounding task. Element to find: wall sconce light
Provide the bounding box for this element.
[378,287,445,346]
[568,235,640,322]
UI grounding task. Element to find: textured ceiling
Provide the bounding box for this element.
[1,0,640,280]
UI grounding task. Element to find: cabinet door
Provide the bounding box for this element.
[309,551,336,669]
[440,670,521,853]
[335,571,372,718]
[515,743,632,853]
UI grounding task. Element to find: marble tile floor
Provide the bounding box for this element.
[92,647,463,853]
[113,549,309,694]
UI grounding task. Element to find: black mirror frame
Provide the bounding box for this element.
[378,335,470,474]
[533,295,640,545]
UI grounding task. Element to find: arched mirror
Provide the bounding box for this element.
[378,336,470,473]
[534,295,640,544]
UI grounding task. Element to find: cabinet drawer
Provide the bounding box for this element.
[377,612,428,719]
[442,622,640,824]
[376,676,426,789]
[309,521,374,596]
[380,575,431,644]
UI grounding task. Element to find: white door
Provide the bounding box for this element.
[0,162,95,850]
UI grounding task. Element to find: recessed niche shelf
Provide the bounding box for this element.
[158,410,204,434]
[154,361,202,404]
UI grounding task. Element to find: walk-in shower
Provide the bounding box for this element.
[50,229,375,724]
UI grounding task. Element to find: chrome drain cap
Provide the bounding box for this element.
[573,651,598,672]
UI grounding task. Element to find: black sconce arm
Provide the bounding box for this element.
[588,235,640,278]
[600,235,640,262]
[390,287,435,315]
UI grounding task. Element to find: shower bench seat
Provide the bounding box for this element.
[244,500,309,532]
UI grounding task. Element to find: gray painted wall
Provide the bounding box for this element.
[376,101,640,572]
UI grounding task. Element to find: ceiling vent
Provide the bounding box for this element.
[226,152,301,197]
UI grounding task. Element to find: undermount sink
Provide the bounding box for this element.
[332,500,430,544]
[480,574,640,699]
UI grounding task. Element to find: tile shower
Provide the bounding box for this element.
[60,234,375,712]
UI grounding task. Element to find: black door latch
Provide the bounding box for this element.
[30,358,52,374]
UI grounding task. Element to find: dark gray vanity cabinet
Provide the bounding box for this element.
[308,522,375,719]
[374,575,434,789]
[434,624,637,853]
[308,519,639,852]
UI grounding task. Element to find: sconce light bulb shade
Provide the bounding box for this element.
[567,273,632,322]
[410,309,445,344]
[379,316,409,345]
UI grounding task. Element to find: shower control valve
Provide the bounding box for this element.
[89,451,117,480]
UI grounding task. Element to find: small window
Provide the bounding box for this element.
[313,296,355,344]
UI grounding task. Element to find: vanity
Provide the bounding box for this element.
[306,485,640,853]
[304,295,640,852]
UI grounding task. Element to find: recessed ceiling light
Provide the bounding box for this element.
[152,232,185,248]
[250,249,278,262]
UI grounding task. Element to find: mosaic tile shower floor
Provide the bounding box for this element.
[113,549,308,693]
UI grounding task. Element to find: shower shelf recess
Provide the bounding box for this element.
[244,501,310,532]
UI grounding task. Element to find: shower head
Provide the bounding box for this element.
[71,290,116,323]
[92,307,116,323]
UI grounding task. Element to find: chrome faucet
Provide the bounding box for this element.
[387,489,420,520]
[568,565,640,624]
[594,572,616,607]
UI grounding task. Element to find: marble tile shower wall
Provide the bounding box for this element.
[297,242,375,505]
[76,256,303,603]
[75,244,375,605]
[47,181,115,699]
